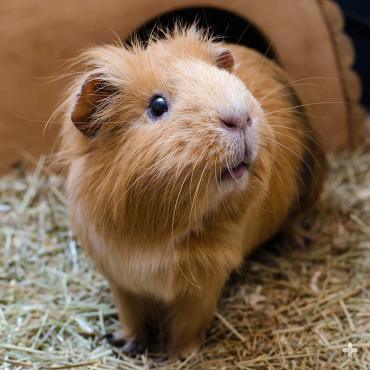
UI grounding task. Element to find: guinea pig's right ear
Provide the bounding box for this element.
[214,47,234,71]
[71,73,117,138]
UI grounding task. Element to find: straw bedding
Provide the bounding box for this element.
[0,149,369,369]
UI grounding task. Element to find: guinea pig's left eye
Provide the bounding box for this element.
[148,95,168,119]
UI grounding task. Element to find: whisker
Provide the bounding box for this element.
[258,82,331,105]
[264,101,351,117]
[248,40,273,92]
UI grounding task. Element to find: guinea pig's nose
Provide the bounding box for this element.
[221,114,252,130]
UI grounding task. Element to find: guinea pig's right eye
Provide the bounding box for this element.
[148,95,168,119]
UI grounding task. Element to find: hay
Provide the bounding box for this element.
[0,149,369,370]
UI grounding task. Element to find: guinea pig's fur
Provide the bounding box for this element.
[58,26,326,356]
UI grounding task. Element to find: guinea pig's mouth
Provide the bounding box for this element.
[221,161,250,181]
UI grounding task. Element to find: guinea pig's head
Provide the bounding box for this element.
[62,27,270,243]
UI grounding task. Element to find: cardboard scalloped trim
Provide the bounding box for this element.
[321,0,366,146]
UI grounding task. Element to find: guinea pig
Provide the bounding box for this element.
[58,26,327,357]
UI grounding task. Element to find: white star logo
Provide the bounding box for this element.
[342,342,358,359]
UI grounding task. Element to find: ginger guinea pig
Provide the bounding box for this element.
[58,26,326,357]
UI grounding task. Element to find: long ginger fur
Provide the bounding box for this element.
[58,26,326,356]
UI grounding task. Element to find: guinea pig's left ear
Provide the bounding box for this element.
[214,48,234,71]
[71,73,118,138]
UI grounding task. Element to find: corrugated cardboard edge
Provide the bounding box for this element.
[319,0,366,148]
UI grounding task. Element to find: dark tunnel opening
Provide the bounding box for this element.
[129,7,276,61]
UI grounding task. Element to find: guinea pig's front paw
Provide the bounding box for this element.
[289,233,312,249]
[178,343,200,360]
[101,331,126,347]
[102,331,146,355]
[284,228,313,250]
[121,339,146,355]
[175,337,202,360]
